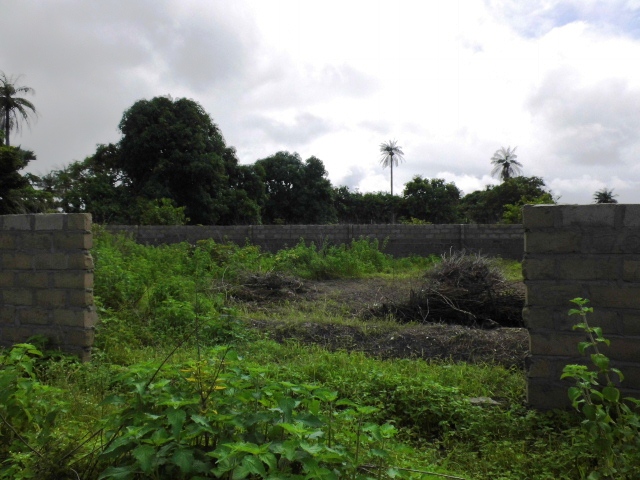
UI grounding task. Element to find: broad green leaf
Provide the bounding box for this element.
[98,464,138,480]
[591,353,610,371]
[602,386,620,403]
[132,444,156,473]
[167,408,186,439]
[172,448,195,474]
[582,404,597,421]
[578,342,592,354]
[568,387,582,403]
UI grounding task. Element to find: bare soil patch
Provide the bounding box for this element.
[233,274,529,368]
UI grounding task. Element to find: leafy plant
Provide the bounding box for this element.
[0,344,73,479]
[561,298,640,479]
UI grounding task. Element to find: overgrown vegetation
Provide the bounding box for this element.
[1,231,638,478]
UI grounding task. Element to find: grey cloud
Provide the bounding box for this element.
[338,166,372,190]
[528,71,640,166]
[0,0,259,170]
[245,63,379,110]
[244,112,336,147]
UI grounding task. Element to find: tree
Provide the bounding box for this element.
[400,176,461,224]
[40,143,137,223]
[117,96,261,224]
[593,188,618,204]
[379,140,405,196]
[490,146,522,182]
[0,72,37,147]
[255,151,336,224]
[460,176,553,223]
[0,145,49,214]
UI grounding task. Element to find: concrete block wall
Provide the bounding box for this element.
[0,214,96,360]
[106,224,524,259]
[523,204,640,409]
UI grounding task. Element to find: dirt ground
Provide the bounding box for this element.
[234,275,530,369]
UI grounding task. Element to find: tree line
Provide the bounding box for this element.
[0,72,617,225]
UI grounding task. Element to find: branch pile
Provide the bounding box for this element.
[367,251,524,328]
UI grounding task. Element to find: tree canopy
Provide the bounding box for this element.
[255,151,336,224]
[400,176,461,224]
[116,96,261,225]
[460,176,553,223]
[0,72,37,147]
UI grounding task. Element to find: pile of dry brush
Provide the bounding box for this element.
[369,250,525,328]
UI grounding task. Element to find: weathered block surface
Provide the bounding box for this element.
[0,214,95,360]
[106,224,525,259]
[523,204,640,409]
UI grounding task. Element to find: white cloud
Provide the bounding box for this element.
[2,0,640,207]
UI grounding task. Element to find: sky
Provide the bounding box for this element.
[2,0,640,204]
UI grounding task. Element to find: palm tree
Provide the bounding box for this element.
[593,188,618,204]
[379,140,405,196]
[0,72,37,147]
[490,146,522,182]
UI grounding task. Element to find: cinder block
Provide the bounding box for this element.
[0,306,16,325]
[67,252,94,269]
[15,272,49,288]
[605,337,640,363]
[525,283,585,307]
[0,271,14,287]
[589,286,640,309]
[622,205,640,227]
[527,379,572,409]
[68,289,94,308]
[65,214,92,231]
[522,306,555,329]
[623,259,640,282]
[53,308,94,327]
[3,289,34,306]
[556,256,619,281]
[34,253,68,270]
[53,272,93,289]
[522,257,555,280]
[622,312,640,335]
[2,215,32,231]
[34,214,65,231]
[2,253,34,269]
[66,328,95,346]
[526,356,558,378]
[36,289,68,308]
[560,204,617,228]
[2,325,38,343]
[53,232,92,250]
[525,231,581,254]
[555,308,621,334]
[523,205,556,228]
[529,331,585,356]
[18,233,53,250]
[617,232,640,254]
[0,233,15,249]
[17,307,51,325]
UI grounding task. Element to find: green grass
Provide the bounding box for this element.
[1,230,621,479]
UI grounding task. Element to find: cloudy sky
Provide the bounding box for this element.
[2,0,640,204]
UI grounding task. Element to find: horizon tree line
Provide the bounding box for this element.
[0,71,621,222]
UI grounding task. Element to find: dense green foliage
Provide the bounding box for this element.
[459,176,555,223]
[399,176,461,224]
[255,152,336,224]
[26,92,555,225]
[1,232,638,478]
